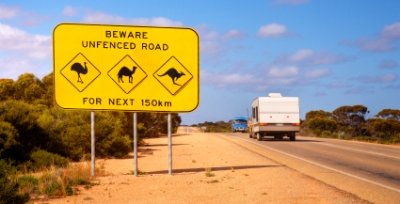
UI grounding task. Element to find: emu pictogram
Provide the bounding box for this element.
[158,68,185,86]
[71,62,88,83]
[118,66,137,83]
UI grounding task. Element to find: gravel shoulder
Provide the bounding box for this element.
[41,128,370,204]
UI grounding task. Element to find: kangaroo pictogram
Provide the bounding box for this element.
[158,68,185,86]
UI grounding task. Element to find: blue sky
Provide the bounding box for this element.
[1,0,400,124]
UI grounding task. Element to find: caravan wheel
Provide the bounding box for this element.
[289,132,296,141]
[256,133,262,141]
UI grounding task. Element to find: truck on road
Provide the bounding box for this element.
[249,93,300,141]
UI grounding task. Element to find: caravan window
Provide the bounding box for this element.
[255,106,258,122]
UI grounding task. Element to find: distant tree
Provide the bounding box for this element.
[94,111,131,158]
[303,110,337,136]
[367,118,400,141]
[0,100,48,163]
[366,108,400,142]
[37,107,91,160]
[159,113,181,134]
[40,73,55,107]
[0,79,15,101]
[14,73,45,102]
[305,110,333,120]
[332,105,368,136]
[0,121,19,158]
[195,120,231,132]
[376,109,400,120]
[332,105,368,125]
[305,117,338,136]
[135,113,181,137]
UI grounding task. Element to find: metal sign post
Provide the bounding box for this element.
[91,111,95,176]
[133,112,138,176]
[168,113,172,175]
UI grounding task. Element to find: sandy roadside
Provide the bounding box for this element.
[38,129,370,204]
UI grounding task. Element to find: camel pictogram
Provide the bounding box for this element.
[71,62,88,83]
[118,66,137,83]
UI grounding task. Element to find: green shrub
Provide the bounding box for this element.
[108,136,131,158]
[307,117,338,136]
[388,134,400,144]
[39,173,64,198]
[0,120,19,157]
[30,150,69,170]
[17,175,39,196]
[0,160,30,204]
[321,130,335,138]
[367,118,400,142]
[17,162,94,199]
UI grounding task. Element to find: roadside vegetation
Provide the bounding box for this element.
[301,105,400,144]
[0,72,181,202]
[192,121,231,132]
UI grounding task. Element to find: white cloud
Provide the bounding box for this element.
[0,57,35,78]
[0,5,19,19]
[287,49,314,62]
[276,49,349,65]
[382,22,400,39]
[83,11,183,27]
[201,70,259,87]
[257,23,289,38]
[222,29,245,40]
[345,87,365,95]
[351,38,393,52]
[197,25,245,57]
[267,66,298,78]
[201,64,303,91]
[62,6,78,17]
[328,80,352,89]
[0,23,51,79]
[197,26,223,56]
[0,23,51,59]
[267,77,298,86]
[202,30,219,41]
[355,73,397,84]
[201,40,224,56]
[347,21,400,52]
[305,68,330,79]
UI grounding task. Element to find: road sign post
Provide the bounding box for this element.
[168,113,172,175]
[133,112,138,177]
[91,111,95,176]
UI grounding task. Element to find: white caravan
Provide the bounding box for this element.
[249,93,300,141]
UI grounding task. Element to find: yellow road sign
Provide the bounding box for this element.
[53,23,199,112]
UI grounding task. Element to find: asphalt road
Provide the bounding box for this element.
[226,133,400,194]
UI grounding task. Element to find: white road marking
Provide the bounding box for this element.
[313,142,400,161]
[233,136,400,193]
